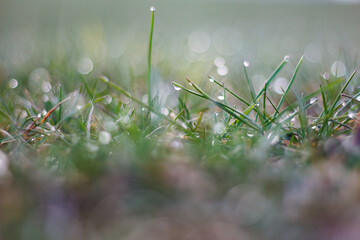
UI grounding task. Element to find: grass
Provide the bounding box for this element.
[1,6,360,240]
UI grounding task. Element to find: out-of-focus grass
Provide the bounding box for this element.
[1,1,360,240]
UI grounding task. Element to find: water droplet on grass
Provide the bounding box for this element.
[209,76,215,83]
[284,55,290,62]
[150,6,155,11]
[322,72,330,80]
[217,95,225,101]
[104,95,112,104]
[172,83,181,91]
[9,79,18,89]
[100,75,109,82]
[310,98,317,104]
[348,111,357,119]
[161,108,169,116]
[243,60,250,67]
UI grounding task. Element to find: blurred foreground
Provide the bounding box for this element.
[1,1,360,240]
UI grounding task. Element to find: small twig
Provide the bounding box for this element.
[23,96,71,137]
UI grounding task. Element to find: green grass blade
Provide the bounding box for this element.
[99,76,187,130]
[328,69,357,115]
[162,109,184,136]
[185,78,263,132]
[148,6,155,108]
[273,56,304,119]
[208,76,250,106]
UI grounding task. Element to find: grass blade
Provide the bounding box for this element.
[273,56,304,119]
[148,6,155,108]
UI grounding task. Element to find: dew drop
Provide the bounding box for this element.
[243,60,250,68]
[209,77,215,83]
[41,82,52,93]
[322,72,330,80]
[100,75,109,83]
[9,78,18,89]
[172,83,181,91]
[161,107,169,116]
[348,111,357,120]
[104,95,112,104]
[284,55,290,62]
[150,6,156,11]
[217,95,225,101]
[310,98,317,104]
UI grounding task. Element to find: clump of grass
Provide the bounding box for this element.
[1,6,360,240]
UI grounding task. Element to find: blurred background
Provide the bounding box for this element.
[1,0,360,93]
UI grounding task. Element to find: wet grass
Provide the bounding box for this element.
[1,5,360,240]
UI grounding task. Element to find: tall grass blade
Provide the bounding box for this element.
[148,6,155,108]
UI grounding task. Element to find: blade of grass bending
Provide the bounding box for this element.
[172,82,206,99]
[99,76,186,130]
[320,84,328,115]
[162,109,184,136]
[185,78,263,132]
[243,64,256,101]
[242,57,288,122]
[273,56,304,119]
[271,78,344,126]
[255,57,288,100]
[148,6,155,108]
[242,64,265,124]
[267,97,279,115]
[208,76,250,106]
[341,93,360,105]
[194,112,204,131]
[316,70,357,137]
[328,70,357,115]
